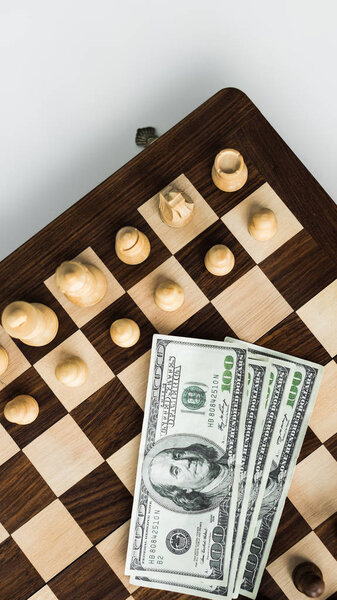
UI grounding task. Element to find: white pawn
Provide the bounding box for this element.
[154,280,184,312]
[4,395,39,425]
[0,346,9,376]
[248,208,277,241]
[1,301,59,346]
[204,245,235,276]
[115,227,151,265]
[55,356,88,387]
[55,260,107,306]
[110,318,140,348]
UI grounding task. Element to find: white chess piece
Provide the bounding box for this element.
[55,260,107,306]
[110,318,140,347]
[115,227,150,265]
[55,356,88,387]
[1,301,59,346]
[4,395,39,425]
[154,280,184,311]
[204,245,235,276]
[248,208,277,241]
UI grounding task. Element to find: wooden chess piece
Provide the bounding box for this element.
[158,189,194,228]
[4,395,39,425]
[204,245,235,276]
[293,562,325,598]
[110,318,140,347]
[211,148,248,192]
[55,260,107,306]
[55,356,88,387]
[0,346,9,376]
[1,301,59,346]
[248,207,277,241]
[115,227,151,265]
[154,280,184,312]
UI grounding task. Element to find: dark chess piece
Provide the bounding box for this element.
[293,561,325,597]
[135,127,158,147]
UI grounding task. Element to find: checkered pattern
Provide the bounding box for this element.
[0,164,336,600]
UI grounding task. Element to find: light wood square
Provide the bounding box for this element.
[34,330,114,412]
[44,247,125,327]
[0,326,30,391]
[212,266,292,342]
[297,279,337,356]
[12,499,92,582]
[288,446,337,528]
[0,424,19,467]
[309,360,337,442]
[27,586,59,600]
[23,415,103,495]
[0,522,9,544]
[222,183,303,263]
[107,433,141,495]
[267,531,337,600]
[97,519,138,593]
[117,350,151,410]
[138,174,218,254]
[128,256,208,334]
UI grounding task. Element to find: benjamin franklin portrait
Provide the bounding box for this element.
[142,434,234,513]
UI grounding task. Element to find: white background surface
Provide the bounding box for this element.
[0,0,336,261]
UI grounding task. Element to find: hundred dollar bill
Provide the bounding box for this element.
[225,338,324,599]
[130,355,271,600]
[125,334,248,588]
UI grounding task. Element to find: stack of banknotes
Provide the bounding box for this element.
[125,334,323,599]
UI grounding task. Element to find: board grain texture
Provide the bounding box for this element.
[0,88,336,600]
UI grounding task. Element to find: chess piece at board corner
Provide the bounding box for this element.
[1,301,58,346]
[0,346,9,376]
[4,395,39,425]
[110,318,140,347]
[211,148,248,192]
[154,280,184,312]
[55,260,107,306]
[159,189,194,228]
[248,207,277,241]
[115,227,151,265]
[204,245,235,276]
[293,562,325,598]
[55,356,88,387]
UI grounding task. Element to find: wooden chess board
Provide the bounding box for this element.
[0,88,336,600]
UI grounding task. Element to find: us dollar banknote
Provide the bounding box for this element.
[125,335,248,588]
[225,339,324,599]
[129,355,272,599]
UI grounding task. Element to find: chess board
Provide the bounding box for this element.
[0,88,336,600]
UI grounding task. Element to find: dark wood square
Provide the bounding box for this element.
[257,313,331,366]
[0,282,77,364]
[266,499,311,565]
[297,427,322,463]
[96,211,171,291]
[60,462,132,544]
[185,145,266,218]
[325,432,337,461]
[172,303,235,341]
[0,367,67,448]
[71,378,143,459]
[315,513,337,559]
[0,537,44,600]
[49,546,129,600]
[82,293,157,374]
[133,587,192,600]
[175,221,255,300]
[252,570,287,600]
[0,452,55,533]
[260,229,337,310]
